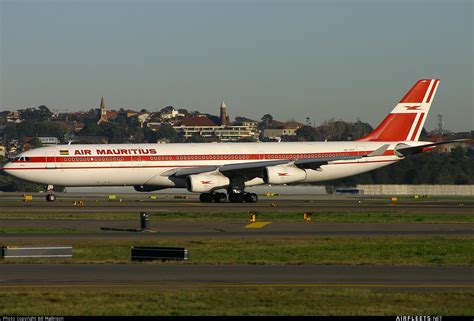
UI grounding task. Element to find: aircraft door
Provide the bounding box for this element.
[45,151,56,169]
[131,155,142,167]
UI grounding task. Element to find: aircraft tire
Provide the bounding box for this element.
[213,192,227,203]
[244,193,258,203]
[229,193,244,203]
[46,194,56,202]
[199,193,213,203]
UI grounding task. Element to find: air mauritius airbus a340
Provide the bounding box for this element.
[3,79,458,203]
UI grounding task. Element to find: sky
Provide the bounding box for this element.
[1,0,472,131]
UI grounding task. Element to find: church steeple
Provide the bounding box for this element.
[220,101,230,126]
[97,96,109,125]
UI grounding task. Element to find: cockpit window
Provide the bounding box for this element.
[12,156,30,162]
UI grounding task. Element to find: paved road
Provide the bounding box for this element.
[0,264,472,290]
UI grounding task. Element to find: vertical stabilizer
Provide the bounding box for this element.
[357,79,440,142]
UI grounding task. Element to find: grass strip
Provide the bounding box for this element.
[0,287,472,316]
[0,227,84,234]
[1,211,473,223]
[2,237,472,266]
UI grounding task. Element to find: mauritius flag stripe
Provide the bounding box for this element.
[60,150,69,155]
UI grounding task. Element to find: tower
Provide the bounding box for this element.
[97,96,109,125]
[220,101,229,126]
[437,113,443,135]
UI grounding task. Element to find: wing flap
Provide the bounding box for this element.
[170,166,219,177]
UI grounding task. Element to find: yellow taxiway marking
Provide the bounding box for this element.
[245,222,272,229]
[0,283,473,289]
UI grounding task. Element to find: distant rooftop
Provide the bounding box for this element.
[179,115,217,127]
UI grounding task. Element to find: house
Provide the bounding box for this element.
[263,121,304,139]
[138,113,151,127]
[7,111,22,123]
[174,114,259,142]
[38,137,60,145]
[173,115,220,140]
[161,108,185,120]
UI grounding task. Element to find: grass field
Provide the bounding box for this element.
[0,227,86,234]
[1,210,473,223]
[2,237,472,266]
[0,287,472,316]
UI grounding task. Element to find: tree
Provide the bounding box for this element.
[235,116,247,124]
[296,126,317,141]
[156,125,180,142]
[160,106,175,113]
[4,123,19,144]
[79,121,100,136]
[187,135,205,143]
[20,105,53,122]
[100,122,127,143]
[36,122,67,141]
[261,114,273,129]
[178,109,189,116]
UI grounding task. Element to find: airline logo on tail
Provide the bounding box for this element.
[404,105,421,110]
[357,79,440,142]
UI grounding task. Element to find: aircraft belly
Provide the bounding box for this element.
[303,160,397,183]
[15,167,155,186]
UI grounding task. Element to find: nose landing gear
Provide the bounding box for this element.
[45,185,56,202]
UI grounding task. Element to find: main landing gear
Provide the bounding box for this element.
[45,185,56,202]
[199,180,259,204]
[199,192,227,203]
[199,191,258,203]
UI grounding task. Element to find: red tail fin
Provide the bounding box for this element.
[357,79,440,142]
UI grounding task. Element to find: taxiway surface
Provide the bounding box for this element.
[0,264,472,290]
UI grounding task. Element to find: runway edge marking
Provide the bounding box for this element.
[245,222,272,229]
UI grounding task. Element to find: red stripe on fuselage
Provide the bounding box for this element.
[3,159,398,171]
[10,150,396,164]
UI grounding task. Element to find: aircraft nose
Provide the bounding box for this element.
[2,163,11,172]
[2,162,13,173]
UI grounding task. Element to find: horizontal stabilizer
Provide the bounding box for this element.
[395,139,468,156]
[366,144,390,157]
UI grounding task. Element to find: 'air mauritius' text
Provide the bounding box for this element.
[74,149,158,155]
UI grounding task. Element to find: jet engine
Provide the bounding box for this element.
[186,172,230,193]
[263,164,307,184]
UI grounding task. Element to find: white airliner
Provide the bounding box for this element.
[2,79,457,202]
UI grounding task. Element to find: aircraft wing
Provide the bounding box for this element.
[171,144,390,179]
[294,144,389,170]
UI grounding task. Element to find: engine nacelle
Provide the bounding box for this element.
[263,164,307,184]
[186,172,230,193]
